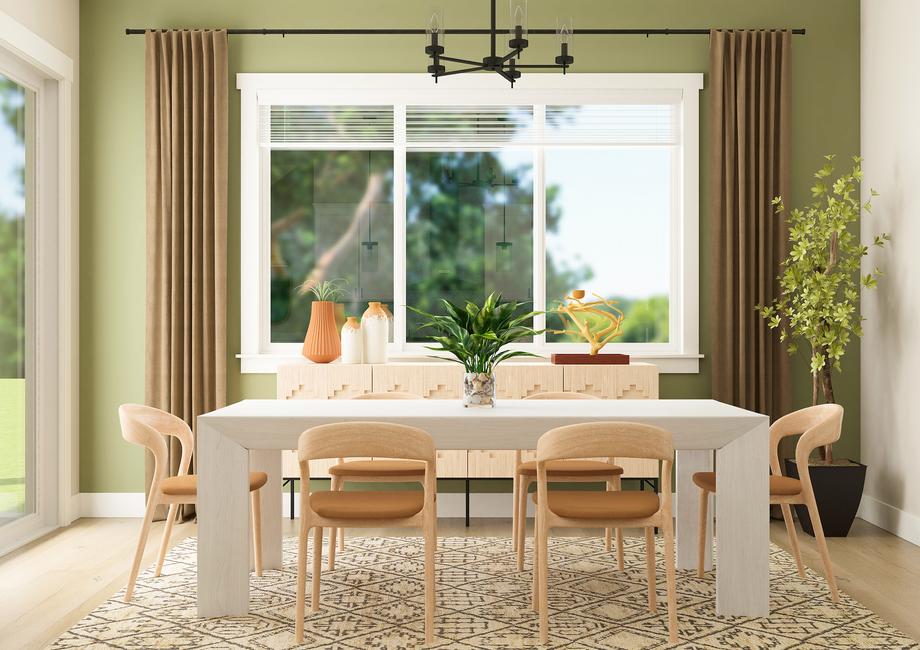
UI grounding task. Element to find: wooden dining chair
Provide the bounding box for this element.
[693,403,843,602]
[294,421,438,644]
[117,404,267,602]
[531,422,677,645]
[513,392,625,571]
[326,391,426,568]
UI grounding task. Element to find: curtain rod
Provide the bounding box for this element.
[125,28,806,36]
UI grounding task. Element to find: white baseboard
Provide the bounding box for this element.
[858,495,920,547]
[80,492,146,517]
[79,491,526,520]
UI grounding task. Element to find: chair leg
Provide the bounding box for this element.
[530,508,540,612]
[605,478,613,553]
[663,516,679,644]
[517,477,531,572]
[311,526,323,612]
[511,471,519,553]
[697,488,709,578]
[538,516,549,645]
[251,490,263,577]
[295,518,309,643]
[614,476,624,570]
[328,527,337,571]
[424,516,437,645]
[806,499,839,602]
[780,503,805,578]
[645,526,657,613]
[154,502,179,577]
[332,476,345,555]
[124,494,159,602]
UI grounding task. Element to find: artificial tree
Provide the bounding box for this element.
[759,155,888,463]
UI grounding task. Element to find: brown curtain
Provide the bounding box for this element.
[710,30,791,421]
[144,30,228,518]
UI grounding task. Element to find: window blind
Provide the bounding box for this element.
[260,105,394,145]
[544,104,680,146]
[406,105,535,145]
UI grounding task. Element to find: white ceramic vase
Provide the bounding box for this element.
[340,316,363,364]
[362,301,389,364]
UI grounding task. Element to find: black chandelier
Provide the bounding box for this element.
[425,0,573,87]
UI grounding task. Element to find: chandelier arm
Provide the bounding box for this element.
[512,63,567,69]
[494,68,515,84]
[439,55,484,66]
[437,65,488,77]
[499,49,521,63]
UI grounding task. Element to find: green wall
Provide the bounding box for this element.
[79,0,860,492]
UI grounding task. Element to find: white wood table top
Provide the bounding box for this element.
[199,398,767,450]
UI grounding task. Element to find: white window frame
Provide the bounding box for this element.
[237,73,702,374]
[0,10,77,556]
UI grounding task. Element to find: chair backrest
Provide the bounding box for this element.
[352,391,423,400]
[536,421,673,463]
[770,404,844,477]
[536,421,674,512]
[298,421,436,475]
[523,391,599,400]
[118,404,194,484]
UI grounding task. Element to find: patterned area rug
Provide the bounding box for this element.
[52,535,917,649]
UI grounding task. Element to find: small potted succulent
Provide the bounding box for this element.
[759,155,889,536]
[411,293,540,407]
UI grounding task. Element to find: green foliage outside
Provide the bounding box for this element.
[759,156,888,461]
[0,75,26,515]
[270,144,669,345]
[0,379,25,515]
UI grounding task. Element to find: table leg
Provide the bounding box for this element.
[675,449,713,571]
[197,421,250,617]
[250,449,283,570]
[715,422,770,616]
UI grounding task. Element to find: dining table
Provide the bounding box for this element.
[195,398,770,619]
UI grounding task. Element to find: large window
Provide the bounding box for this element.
[239,74,701,372]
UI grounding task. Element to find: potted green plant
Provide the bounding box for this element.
[759,155,889,536]
[411,292,540,407]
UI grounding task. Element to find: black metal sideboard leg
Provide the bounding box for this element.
[290,479,295,519]
[465,478,471,527]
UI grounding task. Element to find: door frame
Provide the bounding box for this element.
[0,10,76,555]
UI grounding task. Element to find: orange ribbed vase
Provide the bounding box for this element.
[302,301,341,363]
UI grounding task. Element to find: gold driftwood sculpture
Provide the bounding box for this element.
[550,290,626,355]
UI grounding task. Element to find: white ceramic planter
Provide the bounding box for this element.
[340,316,363,364]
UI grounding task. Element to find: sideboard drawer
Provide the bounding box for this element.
[468,449,517,477]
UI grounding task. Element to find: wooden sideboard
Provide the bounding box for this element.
[277,361,659,480]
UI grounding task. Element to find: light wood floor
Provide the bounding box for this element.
[0,517,917,649]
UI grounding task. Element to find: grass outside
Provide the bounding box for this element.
[0,378,25,516]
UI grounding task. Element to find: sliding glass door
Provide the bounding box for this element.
[0,72,33,528]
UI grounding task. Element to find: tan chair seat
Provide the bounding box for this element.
[691,471,802,496]
[310,490,425,519]
[532,490,660,519]
[160,471,268,496]
[328,459,426,477]
[517,459,624,477]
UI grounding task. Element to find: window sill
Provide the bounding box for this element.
[235,352,702,375]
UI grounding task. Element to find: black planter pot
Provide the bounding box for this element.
[784,459,866,537]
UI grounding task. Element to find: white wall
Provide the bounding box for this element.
[860,0,920,546]
[0,0,78,61]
